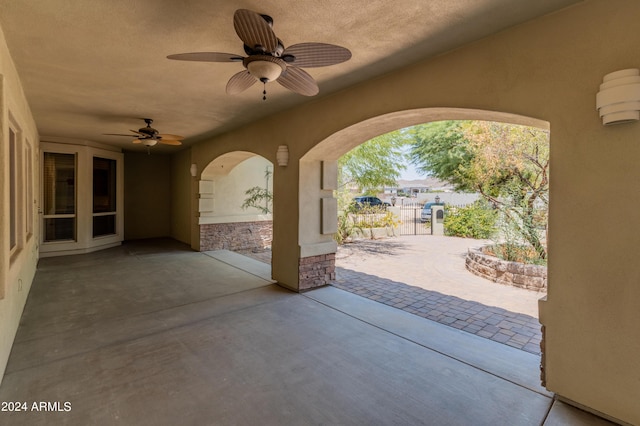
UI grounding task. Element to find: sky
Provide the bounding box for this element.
[399,145,425,181]
[400,163,424,180]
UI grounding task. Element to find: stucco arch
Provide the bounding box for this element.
[198,151,274,255]
[201,150,262,177]
[302,107,549,161]
[296,107,549,291]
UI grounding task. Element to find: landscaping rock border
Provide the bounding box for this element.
[465,246,547,291]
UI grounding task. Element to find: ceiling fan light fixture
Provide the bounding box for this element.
[243,55,287,83]
[142,138,158,147]
[247,60,282,82]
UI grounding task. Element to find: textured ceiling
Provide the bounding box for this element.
[0,0,581,153]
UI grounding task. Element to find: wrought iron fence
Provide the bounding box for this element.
[396,205,430,235]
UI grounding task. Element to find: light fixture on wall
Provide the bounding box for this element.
[190,163,198,177]
[276,145,289,167]
[596,68,640,125]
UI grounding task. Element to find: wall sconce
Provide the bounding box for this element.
[276,145,289,167]
[190,163,198,177]
[596,68,640,125]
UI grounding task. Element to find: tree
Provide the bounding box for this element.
[464,121,549,259]
[411,120,549,259]
[241,167,273,214]
[409,121,472,189]
[339,130,409,194]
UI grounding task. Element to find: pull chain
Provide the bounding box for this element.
[263,82,267,101]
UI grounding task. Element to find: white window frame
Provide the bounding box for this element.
[9,120,24,260]
[25,140,34,240]
[40,141,123,257]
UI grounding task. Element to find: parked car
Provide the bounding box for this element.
[420,202,444,222]
[352,196,390,209]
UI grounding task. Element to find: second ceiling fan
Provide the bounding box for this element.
[167,9,352,100]
[106,118,184,147]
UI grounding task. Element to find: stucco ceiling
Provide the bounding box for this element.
[0,0,581,153]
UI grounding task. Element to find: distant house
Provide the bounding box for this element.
[384,178,455,196]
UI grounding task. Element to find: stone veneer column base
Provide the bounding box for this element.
[298,253,336,291]
[199,221,272,252]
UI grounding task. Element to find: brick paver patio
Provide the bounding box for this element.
[333,268,542,354]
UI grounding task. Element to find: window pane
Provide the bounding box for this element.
[43,153,76,215]
[93,157,116,213]
[9,129,16,249]
[44,218,76,242]
[26,143,33,236]
[93,215,116,237]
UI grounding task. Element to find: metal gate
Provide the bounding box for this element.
[396,203,430,235]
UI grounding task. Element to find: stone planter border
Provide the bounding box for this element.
[465,246,547,291]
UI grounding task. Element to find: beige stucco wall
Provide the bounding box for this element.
[170,148,192,246]
[124,152,171,240]
[183,1,640,422]
[0,26,39,386]
[200,154,273,222]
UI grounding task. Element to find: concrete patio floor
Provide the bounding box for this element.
[0,239,613,425]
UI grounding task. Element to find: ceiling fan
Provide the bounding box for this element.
[105,118,184,147]
[167,9,352,100]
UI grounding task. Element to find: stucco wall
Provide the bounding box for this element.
[200,155,273,220]
[183,1,640,423]
[0,27,39,386]
[124,152,171,240]
[170,148,192,246]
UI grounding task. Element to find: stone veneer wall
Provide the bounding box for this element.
[465,247,547,291]
[299,253,336,291]
[200,221,272,252]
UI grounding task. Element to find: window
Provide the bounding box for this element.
[43,152,77,242]
[9,128,17,251]
[25,142,33,238]
[93,157,117,237]
[40,142,123,255]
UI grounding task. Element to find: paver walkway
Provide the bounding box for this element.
[238,235,545,355]
[333,269,542,354]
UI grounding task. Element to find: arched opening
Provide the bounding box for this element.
[299,107,549,353]
[198,152,274,270]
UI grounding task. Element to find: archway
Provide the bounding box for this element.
[198,152,273,258]
[297,107,548,291]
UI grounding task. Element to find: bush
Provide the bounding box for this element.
[334,209,362,244]
[484,243,547,265]
[352,205,398,228]
[444,201,497,239]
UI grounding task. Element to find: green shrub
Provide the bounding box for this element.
[352,205,399,228]
[444,201,497,239]
[334,209,363,244]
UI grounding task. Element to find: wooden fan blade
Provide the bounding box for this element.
[157,134,184,141]
[226,70,257,95]
[283,43,352,68]
[104,133,141,137]
[159,139,182,146]
[233,9,278,53]
[277,66,319,96]
[167,52,244,62]
[132,139,142,144]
